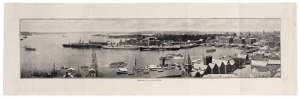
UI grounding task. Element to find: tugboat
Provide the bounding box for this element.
[206,48,216,53]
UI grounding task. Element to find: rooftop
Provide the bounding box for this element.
[203,74,238,78]
[251,60,268,66]
[268,60,281,65]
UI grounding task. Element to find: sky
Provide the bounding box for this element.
[20,19,280,33]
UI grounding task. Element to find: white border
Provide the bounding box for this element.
[0,0,298,98]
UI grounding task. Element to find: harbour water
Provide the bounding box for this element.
[20,33,242,78]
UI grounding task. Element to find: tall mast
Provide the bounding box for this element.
[53,62,56,77]
[54,62,55,71]
[92,49,98,77]
[147,38,150,47]
[134,57,137,71]
[77,64,80,74]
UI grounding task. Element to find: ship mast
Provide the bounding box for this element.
[134,57,137,71]
[92,49,98,77]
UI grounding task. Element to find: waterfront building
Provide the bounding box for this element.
[274,68,281,77]
[212,64,219,74]
[251,60,268,66]
[267,60,281,66]
[217,36,234,44]
[212,59,228,74]
[268,41,276,48]
[202,74,237,78]
[246,38,257,45]
[233,38,246,44]
[251,68,272,78]
[237,54,250,65]
[251,51,266,60]
[251,65,280,77]
[203,56,213,65]
[193,61,207,71]
[233,67,252,78]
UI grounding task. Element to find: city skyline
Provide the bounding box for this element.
[20,19,280,33]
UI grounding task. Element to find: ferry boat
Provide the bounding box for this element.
[159,54,184,60]
[206,48,216,53]
[25,47,36,51]
[139,45,180,51]
[109,62,128,68]
[145,64,158,71]
[117,68,128,74]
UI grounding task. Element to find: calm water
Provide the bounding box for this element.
[20,33,241,77]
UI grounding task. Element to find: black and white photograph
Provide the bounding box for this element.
[20,18,281,78]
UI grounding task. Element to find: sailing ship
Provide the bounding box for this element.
[87,49,100,77]
[74,64,82,77]
[50,62,58,78]
[127,58,138,75]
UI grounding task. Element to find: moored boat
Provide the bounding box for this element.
[109,62,127,68]
[117,68,128,74]
[102,45,139,50]
[25,47,36,51]
[145,64,158,71]
[159,54,184,60]
[139,45,180,51]
[206,48,216,53]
